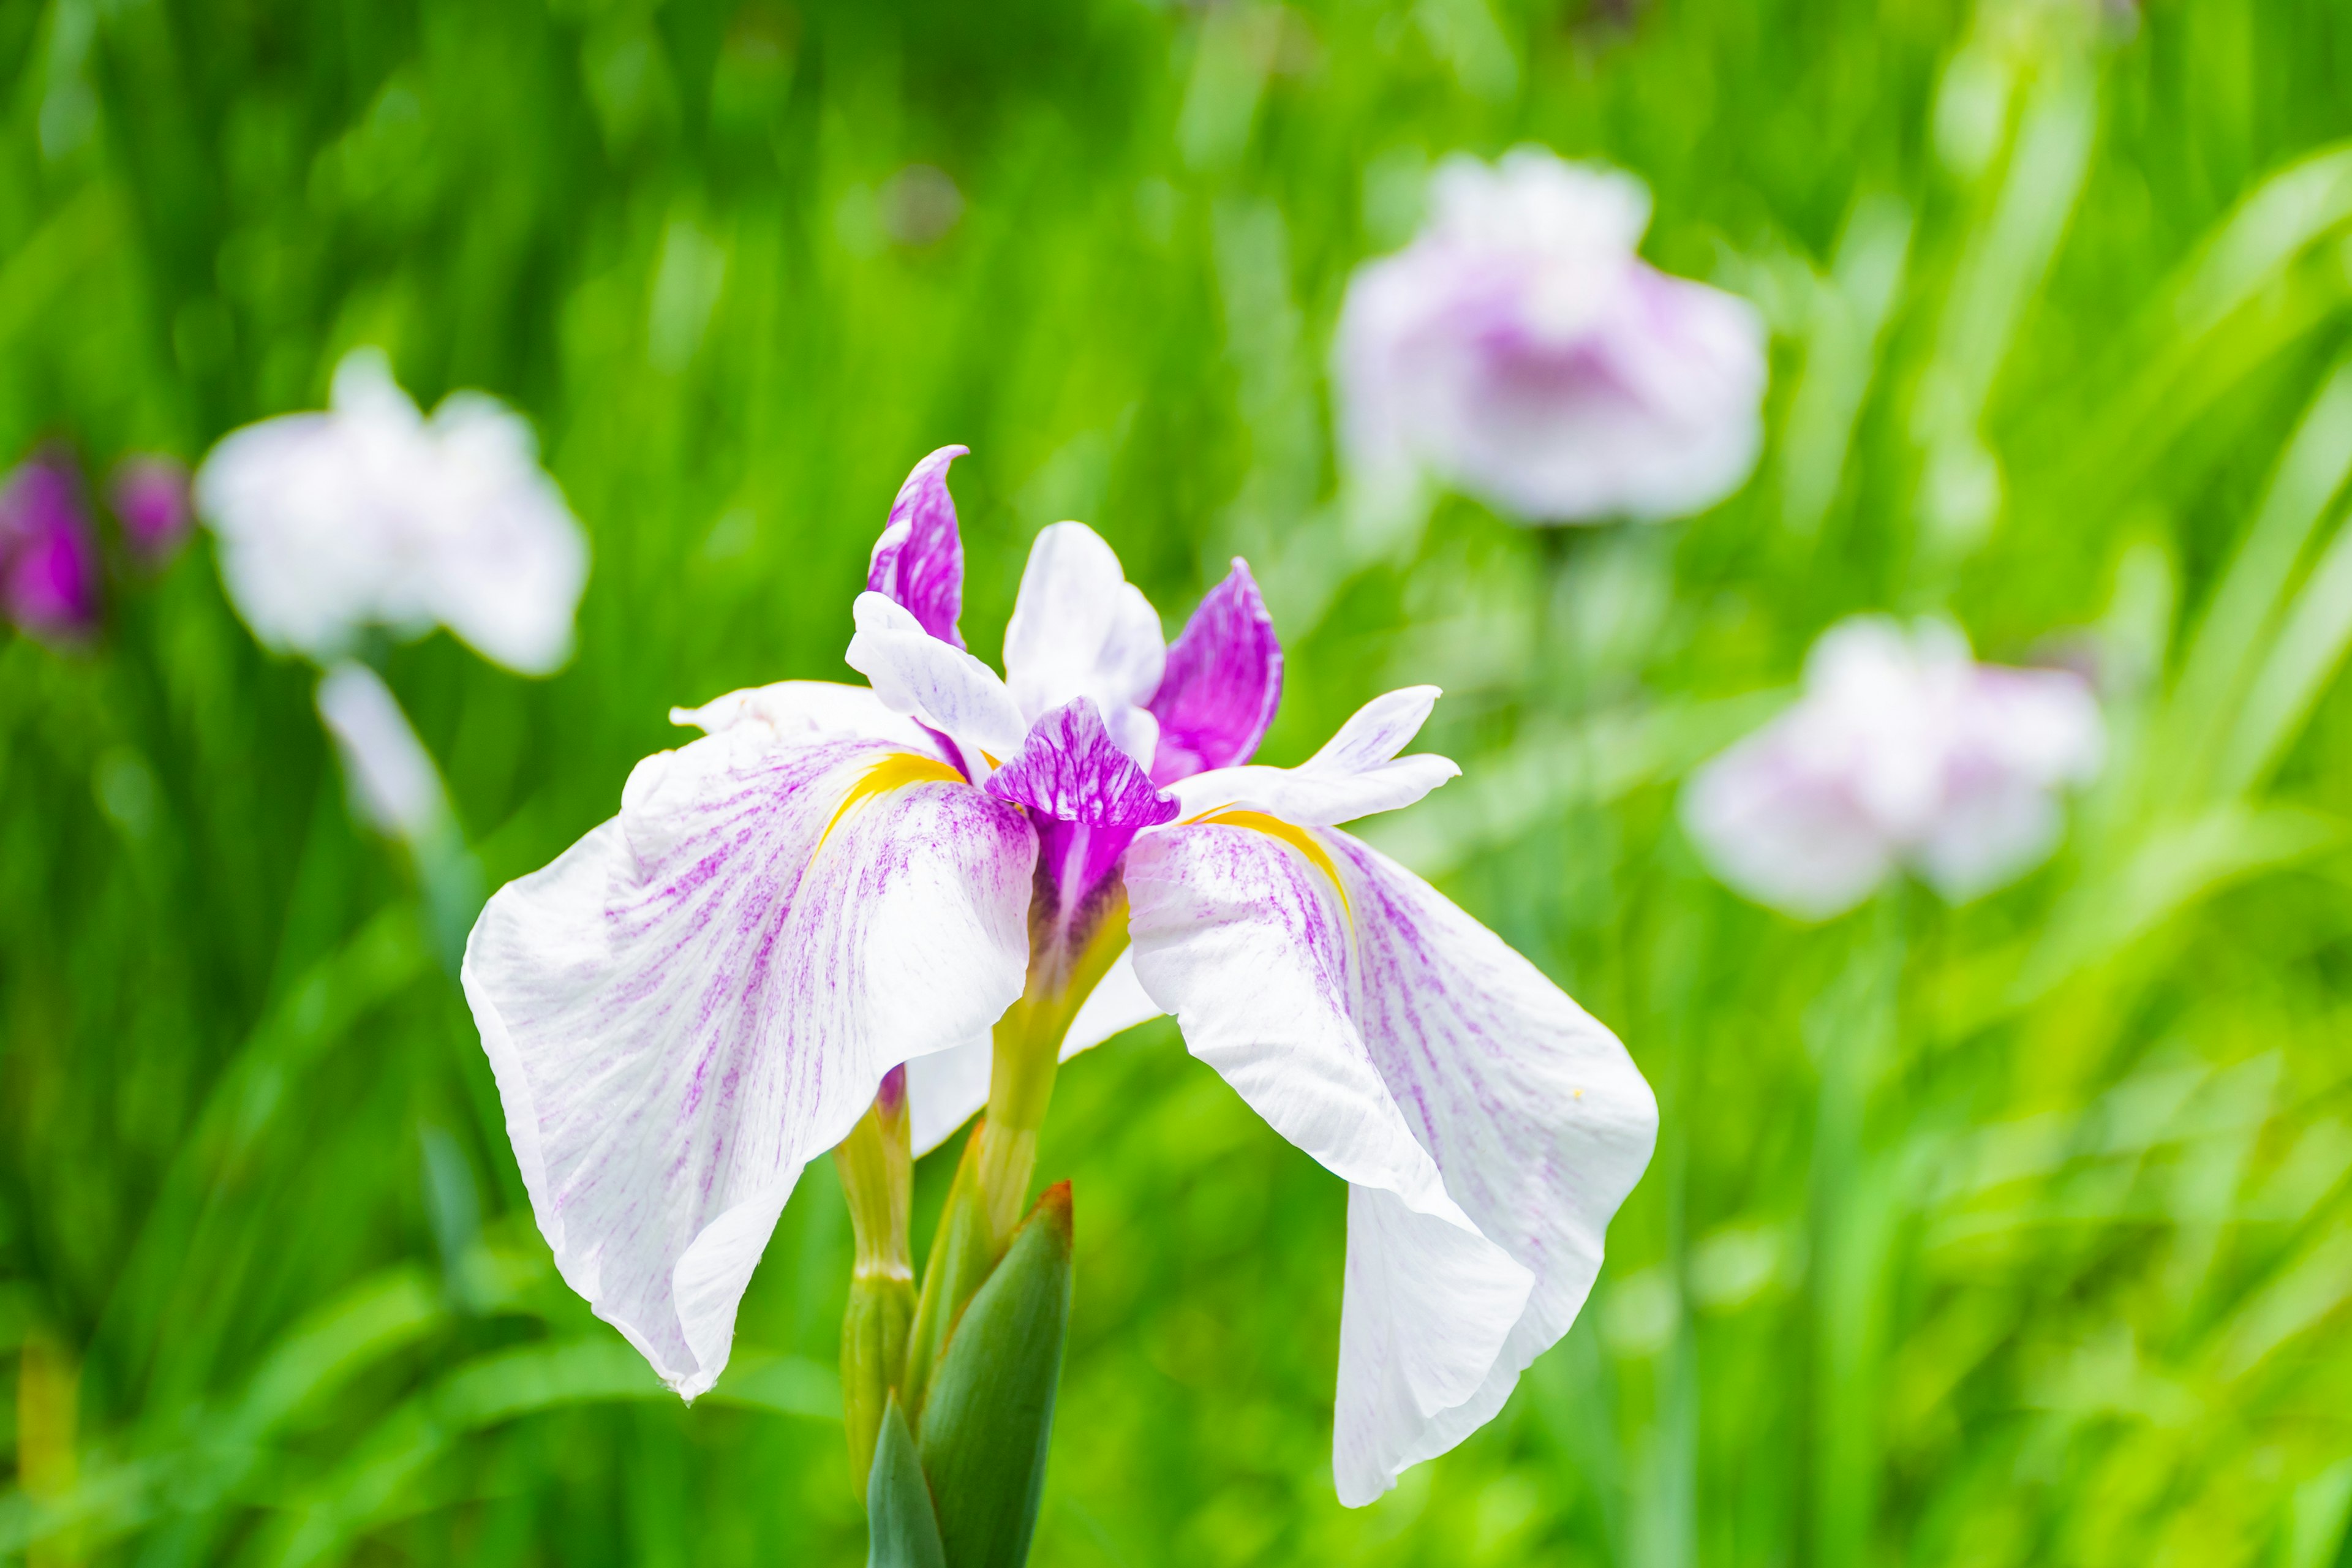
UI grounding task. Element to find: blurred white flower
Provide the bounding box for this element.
[316,661,451,845]
[195,349,589,675]
[1683,616,2104,919]
[1334,147,1767,525]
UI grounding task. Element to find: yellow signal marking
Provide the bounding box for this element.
[816,752,968,858]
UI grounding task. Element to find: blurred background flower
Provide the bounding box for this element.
[1334,148,1767,526]
[0,447,101,645]
[107,454,193,568]
[195,348,589,676]
[1681,616,2105,919]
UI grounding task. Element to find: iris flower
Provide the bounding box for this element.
[194,349,588,676]
[1335,148,1767,526]
[1683,615,2105,919]
[462,447,1657,1504]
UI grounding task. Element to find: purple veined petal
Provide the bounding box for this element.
[867,445,969,648]
[985,697,1178,951]
[905,948,1165,1155]
[1123,820,1656,1506]
[1167,686,1461,828]
[0,450,101,644]
[1147,559,1284,786]
[1002,522,1166,767]
[461,725,1037,1398]
[845,592,1028,770]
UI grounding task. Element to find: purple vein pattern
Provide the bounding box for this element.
[463,724,1033,1396]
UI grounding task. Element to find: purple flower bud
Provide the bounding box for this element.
[1335,148,1768,525]
[0,449,102,644]
[110,454,194,566]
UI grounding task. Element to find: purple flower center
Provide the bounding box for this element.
[986,698,1178,960]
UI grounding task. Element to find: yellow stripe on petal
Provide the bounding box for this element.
[816,752,970,859]
[1193,808,1351,921]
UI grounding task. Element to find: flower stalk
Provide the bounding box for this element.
[897,895,1130,1422]
[835,1066,916,1487]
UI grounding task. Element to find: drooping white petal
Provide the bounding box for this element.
[462,724,1036,1398]
[1123,821,1656,1506]
[1169,687,1461,827]
[845,591,1028,764]
[1001,522,1166,767]
[902,949,1166,1156]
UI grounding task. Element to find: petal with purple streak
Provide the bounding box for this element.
[461,722,1036,1399]
[867,445,969,648]
[1123,821,1656,1506]
[1148,559,1283,785]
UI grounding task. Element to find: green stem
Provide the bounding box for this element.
[837,1073,914,1494]
[899,896,1129,1419]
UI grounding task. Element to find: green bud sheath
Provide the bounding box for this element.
[917,1182,1074,1568]
[865,1397,947,1568]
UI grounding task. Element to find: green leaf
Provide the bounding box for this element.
[865,1399,946,1568]
[917,1182,1073,1568]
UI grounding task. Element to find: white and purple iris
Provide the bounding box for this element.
[1682,616,2105,920]
[1335,148,1768,526]
[462,447,1657,1505]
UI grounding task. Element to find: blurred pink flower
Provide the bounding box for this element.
[0,448,102,645]
[1335,148,1767,525]
[110,454,194,566]
[1683,617,2105,919]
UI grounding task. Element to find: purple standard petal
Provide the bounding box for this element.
[986,697,1178,966]
[867,445,969,648]
[0,450,101,643]
[1147,559,1283,785]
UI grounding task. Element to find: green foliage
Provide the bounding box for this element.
[4,0,2352,1564]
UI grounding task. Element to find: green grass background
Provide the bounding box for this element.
[7,0,2352,1562]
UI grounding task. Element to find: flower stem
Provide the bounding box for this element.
[899,895,1129,1419]
[835,1067,914,1493]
